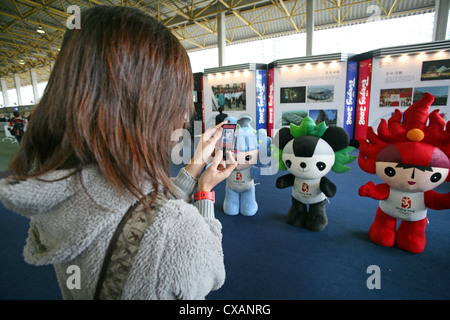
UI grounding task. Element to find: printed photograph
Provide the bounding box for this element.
[212,82,246,111]
[421,59,450,81]
[307,85,334,103]
[379,88,413,107]
[280,86,306,103]
[413,86,449,106]
[282,109,308,126]
[309,109,337,126]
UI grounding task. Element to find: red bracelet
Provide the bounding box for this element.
[194,191,215,203]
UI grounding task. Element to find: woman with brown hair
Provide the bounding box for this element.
[0,6,237,299]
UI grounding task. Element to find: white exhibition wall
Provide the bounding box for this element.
[202,68,267,132]
[270,60,349,134]
[369,51,450,128]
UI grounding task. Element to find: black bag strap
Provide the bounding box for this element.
[94,194,166,300]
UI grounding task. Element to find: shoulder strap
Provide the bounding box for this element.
[94,194,167,300]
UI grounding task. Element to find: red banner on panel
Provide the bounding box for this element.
[267,68,275,137]
[354,59,372,140]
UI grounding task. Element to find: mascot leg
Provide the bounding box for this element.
[396,218,427,253]
[287,197,307,227]
[240,187,258,216]
[223,187,240,216]
[369,207,397,247]
[305,199,328,232]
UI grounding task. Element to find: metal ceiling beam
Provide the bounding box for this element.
[233,11,264,38]
[17,0,71,17]
[273,0,299,31]
[0,0,438,80]
[0,10,66,32]
[219,0,264,38]
[162,0,268,27]
[160,0,216,34]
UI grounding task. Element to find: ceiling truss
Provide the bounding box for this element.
[0,0,436,87]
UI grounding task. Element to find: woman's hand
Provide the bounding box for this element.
[198,150,238,192]
[185,121,227,179]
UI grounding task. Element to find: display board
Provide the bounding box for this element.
[202,64,267,132]
[354,41,450,140]
[354,59,372,140]
[343,60,358,139]
[268,54,351,137]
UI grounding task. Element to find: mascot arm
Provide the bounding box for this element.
[320,176,337,198]
[276,174,295,189]
[358,182,390,200]
[424,190,450,210]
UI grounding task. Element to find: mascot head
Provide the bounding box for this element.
[272,117,356,179]
[359,92,450,192]
[225,116,271,170]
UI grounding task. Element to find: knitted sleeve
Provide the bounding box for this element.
[170,167,198,203]
[171,168,216,219]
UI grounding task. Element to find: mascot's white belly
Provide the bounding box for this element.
[226,168,255,192]
[292,177,325,204]
[379,188,427,221]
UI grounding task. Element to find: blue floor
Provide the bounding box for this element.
[207,155,450,300]
[1,150,449,300]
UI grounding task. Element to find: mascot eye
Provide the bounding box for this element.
[384,167,396,177]
[245,155,252,161]
[430,172,442,183]
[285,160,292,168]
[316,162,326,171]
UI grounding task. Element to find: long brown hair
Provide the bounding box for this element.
[9,6,194,207]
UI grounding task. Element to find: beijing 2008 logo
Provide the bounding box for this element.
[401,197,412,209]
[302,183,309,193]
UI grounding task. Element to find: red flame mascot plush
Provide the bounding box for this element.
[358,92,450,253]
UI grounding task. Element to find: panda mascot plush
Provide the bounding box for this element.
[272,117,356,231]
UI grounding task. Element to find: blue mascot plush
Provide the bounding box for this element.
[272,117,356,231]
[223,116,271,216]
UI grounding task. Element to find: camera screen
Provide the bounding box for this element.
[222,124,236,152]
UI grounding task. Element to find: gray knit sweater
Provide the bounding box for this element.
[0,166,225,299]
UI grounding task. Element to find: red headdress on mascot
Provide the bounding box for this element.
[358,92,450,253]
